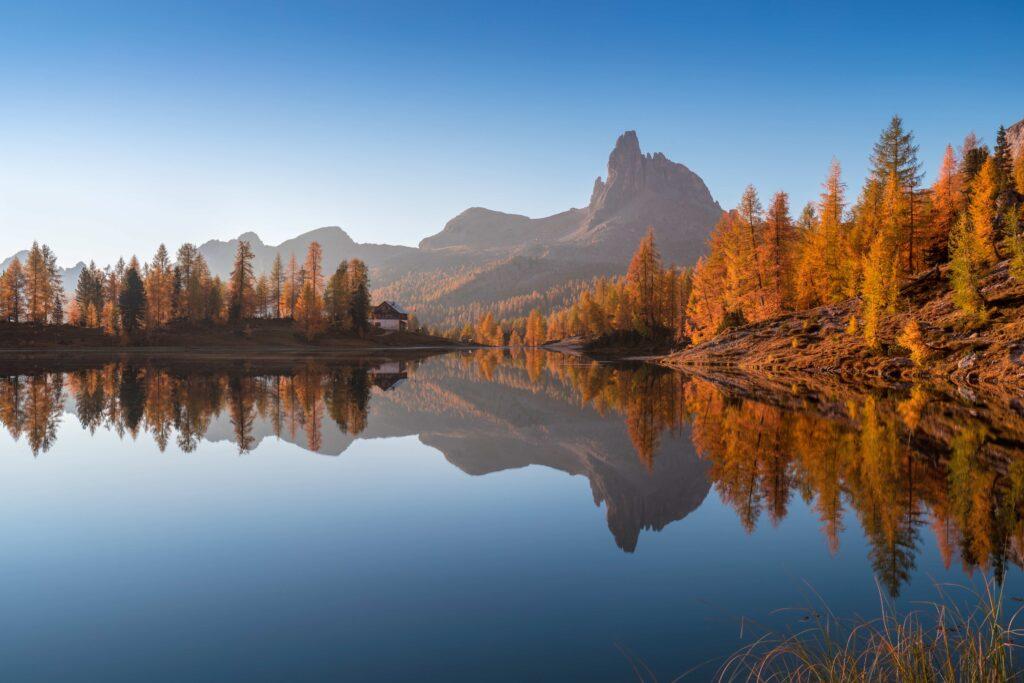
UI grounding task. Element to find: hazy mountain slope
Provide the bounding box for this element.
[197,226,415,281]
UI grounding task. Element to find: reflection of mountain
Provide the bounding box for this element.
[366,356,711,552]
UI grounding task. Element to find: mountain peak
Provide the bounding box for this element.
[607,130,643,180]
[237,231,263,246]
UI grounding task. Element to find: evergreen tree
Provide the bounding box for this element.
[324,261,352,328]
[347,259,371,334]
[870,116,923,275]
[993,126,1015,204]
[74,263,104,326]
[118,266,147,333]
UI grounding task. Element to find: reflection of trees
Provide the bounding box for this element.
[0,362,374,457]
[24,374,64,455]
[682,378,1024,597]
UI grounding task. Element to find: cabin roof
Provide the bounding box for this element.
[371,300,409,317]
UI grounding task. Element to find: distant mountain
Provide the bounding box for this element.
[377,130,722,327]
[418,130,721,264]
[3,131,722,328]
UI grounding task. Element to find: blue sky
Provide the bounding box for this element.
[1,1,1022,266]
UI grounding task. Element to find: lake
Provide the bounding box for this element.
[0,349,1021,681]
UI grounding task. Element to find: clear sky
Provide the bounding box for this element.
[1,0,1022,267]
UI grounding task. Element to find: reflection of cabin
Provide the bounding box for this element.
[369,360,408,391]
[370,301,409,331]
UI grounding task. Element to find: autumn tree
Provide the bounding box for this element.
[948,215,987,324]
[281,253,300,318]
[145,244,174,327]
[626,228,664,334]
[293,242,325,340]
[254,275,270,318]
[227,239,256,321]
[524,308,546,346]
[763,190,796,313]
[24,242,54,324]
[930,145,963,259]
[969,156,999,264]
[1,258,26,322]
[860,231,899,349]
[269,253,284,318]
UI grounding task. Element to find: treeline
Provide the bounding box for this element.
[472,116,1024,348]
[0,239,373,340]
[461,230,692,346]
[687,117,1024,345]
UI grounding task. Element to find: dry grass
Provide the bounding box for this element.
[715,579,1024,682]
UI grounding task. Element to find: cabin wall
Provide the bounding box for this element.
[373,318,404,331]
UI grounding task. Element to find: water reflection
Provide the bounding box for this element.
[2,349,1024,597]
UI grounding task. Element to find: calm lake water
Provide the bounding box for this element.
[0,350,1021,681]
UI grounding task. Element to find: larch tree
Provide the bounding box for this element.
[763,190,795,313]
[227,239,256,321]
[0,257,25,322]
[145,244,174,327]
[293,242,325,340]
[24,242,53,324]
[930,145,963,259]
[254,275,269,318]
[820,159,848,301]
[626,228,663,334]
[737,185,766,313]
[969,156,999,264]
[860,232,899,350]
[281,254,300,318]
[948,214,988,324]
[524,308,546,346]
[269,254,284,318]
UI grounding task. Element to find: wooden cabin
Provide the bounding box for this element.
[370,301,409,331]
